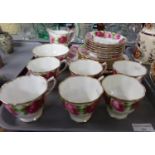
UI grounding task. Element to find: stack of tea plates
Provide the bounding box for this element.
[78,31,127,70]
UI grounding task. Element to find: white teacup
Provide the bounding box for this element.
[69,59,107,78]
[0,75,56,122]
[32,44,69,61]
[59,76,104,122]
[102,74,146,119]
[113,60,147,81]
[27,57,67,79]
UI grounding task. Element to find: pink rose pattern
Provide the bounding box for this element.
[50,35,68,44]
[109,98,137,113]
[89,31,125,44]
[64,101,99,115]
[4,96,44,116]
[43,71,56,79]
[50,37,55,43]
[58,36,68,44]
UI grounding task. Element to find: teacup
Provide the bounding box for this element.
[32,44,69,61]
[0,75,56,122]
[47,29,72,44]
[69,59,107,78]
[102,74,146,119]
[27,57,67,79]
[113,60,147,81]
[59,76,104,122]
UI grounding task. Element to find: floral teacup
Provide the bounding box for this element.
[102,74,146,119]
[32,44,69,61]
[27,57,67,79]
[59,76,104,122]
[0,75,56,122]
[113,60,147,81]
[69,59,107,78]
[47,29,74,45]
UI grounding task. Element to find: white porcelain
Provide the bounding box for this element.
[59,76,103,122]
[0,75,55,122]
[32,44,69,60]
[113,60,147,80]
[27,57,67,79]
[0,75,47,104]
[47,29,74,44]
[102,74,146,119]
[27,57,60,73]
[89,31,126,45]
[69,59,107,77]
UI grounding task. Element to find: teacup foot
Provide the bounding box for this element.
[18,108,43,123]
[69,113,92,123]
[107,107,128,120]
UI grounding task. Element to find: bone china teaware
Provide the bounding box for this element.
[102,74,146,119]
[0,75,56,122]
[59,76,104,122]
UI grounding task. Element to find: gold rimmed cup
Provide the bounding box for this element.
[101,74,146,119]
[32,43,69,61]
[69,59,107,78]
[0,75,56,122]
[113,60,147,81]
[27,57,67,79]
[59,76,104,122]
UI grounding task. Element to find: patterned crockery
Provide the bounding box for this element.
[27,57,67,79]
[59,76,104,122]
[102,74,146,119]
[32,44,69,61]
[0,75,56,122]
[78,45,127,70]
[67,44,79,65]
[69,59,107,78]
[113,60,147,81]
[134,23,155,64]
[47,29,72,44]
[86,31,126,45]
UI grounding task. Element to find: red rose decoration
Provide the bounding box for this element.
[43,71,55,79]
[110,99,125,112]
[58,36,68,44]
[4,104,17,116]
[85,101,99,113]
[95,31,105,37]
[50,37,55,43]
[114,34,121,40]
[64,102,79,115]
[26,98,44,114]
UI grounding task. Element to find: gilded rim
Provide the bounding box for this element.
[58,76,104,105]
[69,59,105,77]
[86,31,127,47]
[113,60,147,78]
[27,57,61,74]
[102,74,146,102]
[0,75,48,105]
[78,46,123,61]
[32,44,69,57]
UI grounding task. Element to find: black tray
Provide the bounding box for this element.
[0,44,155,131]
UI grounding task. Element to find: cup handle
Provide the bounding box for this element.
[46,76,56,95]
[101,62,107,74]
[98,75,104,83]
[136,76,142,81]
[58,60,68,75]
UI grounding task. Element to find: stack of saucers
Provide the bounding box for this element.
[78,31,127,70]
